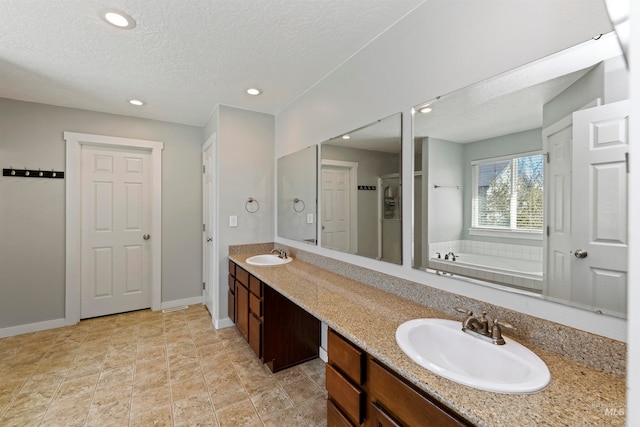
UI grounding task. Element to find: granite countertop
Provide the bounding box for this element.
[229,253,626,427]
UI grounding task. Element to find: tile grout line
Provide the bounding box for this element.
[1,307,328,427]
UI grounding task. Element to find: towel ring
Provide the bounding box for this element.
[245,197,259,213]
[293,198,305,213]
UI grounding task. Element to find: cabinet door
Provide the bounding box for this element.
[235,283,249,340]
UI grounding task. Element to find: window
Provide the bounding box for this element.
[471,152,543,233]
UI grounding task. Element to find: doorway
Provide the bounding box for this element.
[65,132,163,324]
[378,173,401,263]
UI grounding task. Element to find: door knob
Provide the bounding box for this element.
[143,234,151,240]
[574,249,588,259]
[207,237,213,242]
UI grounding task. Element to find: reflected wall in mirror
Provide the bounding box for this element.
[321,113,402,264]
[277,145,318,244]
[413,32,629,318]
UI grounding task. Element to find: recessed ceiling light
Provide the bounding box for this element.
[419,107,433,114]
[246,88,262,96]
[129,99,145,106]
[342,135,350,140]
[99,9,137,29]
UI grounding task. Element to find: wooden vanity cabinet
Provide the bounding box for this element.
[228,260,320,373]
[327,328,470,427]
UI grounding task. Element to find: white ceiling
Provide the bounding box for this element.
[0,0,424,126]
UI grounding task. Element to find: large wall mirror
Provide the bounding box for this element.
[321,113,402,264]
[413,32,629,318]
[278,145,318,244]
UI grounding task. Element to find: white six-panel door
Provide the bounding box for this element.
[202,136,217,317]
[322,166,352,252]
[543,117,573,301]
[81,145,152,318]
[571,100,629,317]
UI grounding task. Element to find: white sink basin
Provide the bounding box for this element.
[246,254,293,266]
[396,318,550,394]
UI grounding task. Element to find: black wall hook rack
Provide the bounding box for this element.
[3,168,65,179]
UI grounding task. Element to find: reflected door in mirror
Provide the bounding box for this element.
[322,164,353,252]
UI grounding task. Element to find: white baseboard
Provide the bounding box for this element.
[0,318,67,339]
[214,317,235,329]
[160,296,204,310]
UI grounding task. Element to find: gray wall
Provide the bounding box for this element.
[427,137,464,245]
[216,105,274,321]
[278,146,317,243]
[543,64,605,127]
[0,98,203,328]
[544,55,629,128]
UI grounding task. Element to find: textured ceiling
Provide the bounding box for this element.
[0,0,424,126]
[414,32,623,144]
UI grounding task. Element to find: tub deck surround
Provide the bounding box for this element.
[229,252,625,427]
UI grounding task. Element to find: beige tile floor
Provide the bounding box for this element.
[0,305,328,427]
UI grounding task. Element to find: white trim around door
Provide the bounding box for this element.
[64,132,164,325]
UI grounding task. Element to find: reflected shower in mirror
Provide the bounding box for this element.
[413,32,628,318]
[277,145,318,244]
[321,113,402,264]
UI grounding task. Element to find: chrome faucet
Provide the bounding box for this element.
[444,251,456,261]
[270,248,288,259]
[454,308,515,345]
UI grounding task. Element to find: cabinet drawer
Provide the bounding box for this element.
[249,313,262,358]
[249,293,262,318]
[235,283,249,340]
[327,399,355,427]
[328,329,365,385]
[369,359,468,427]
[228,260,236,277]
[236,266,249,287]
[227,288,235,323]
[326,364,363,425]
[370,402,402,427]
[249,275,263,296]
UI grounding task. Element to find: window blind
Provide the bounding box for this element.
[472,153,543,232]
